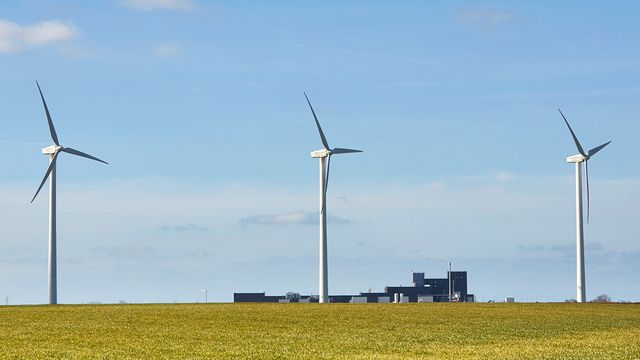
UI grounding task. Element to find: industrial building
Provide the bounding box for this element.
[234,270,474,303]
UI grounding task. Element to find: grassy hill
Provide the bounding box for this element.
[1,302,639,359]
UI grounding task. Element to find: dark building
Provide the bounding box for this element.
[234,270,474,303]
[233,292,284,303]
[383,271,469,302]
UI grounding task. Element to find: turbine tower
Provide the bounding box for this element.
[31,81,108,305]
[559,109,611,303]
[304,93,362,303]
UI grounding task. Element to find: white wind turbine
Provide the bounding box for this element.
[304,93,362,303]
[559,108,611,303]
[31,81,108,305]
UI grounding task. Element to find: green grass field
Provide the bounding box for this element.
[1,302,639,359]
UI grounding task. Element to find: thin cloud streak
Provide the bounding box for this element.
[154,43,183,57]
[460,170,516,183]
[90,245,160,260]
[518,242,605,255]
[157,223,210,232]
[120,0,196,11]
[381,81,448,88]
[456,8,515,30]
[239,211,350,227]
[297,43,433,66]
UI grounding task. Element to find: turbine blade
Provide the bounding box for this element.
[322,156,331,215]
[31,152,59,203]
[558,108,586,156]
[36,81,60,146]
[61,147,108,164]
[585,160,590,224]
[304,93,330,150]
[332,148,363,154]
[588,141,611,157]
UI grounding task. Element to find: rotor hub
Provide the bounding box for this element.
[566,154,587,163]
[311,148,331,158]
[42,145,63,155]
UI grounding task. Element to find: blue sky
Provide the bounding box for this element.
[0,1,639,304]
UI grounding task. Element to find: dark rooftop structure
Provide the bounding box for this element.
[234,270,474,303]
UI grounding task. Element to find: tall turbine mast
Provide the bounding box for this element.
[559,109,611,303]
[32,81,108,304]
[305,93,362,303]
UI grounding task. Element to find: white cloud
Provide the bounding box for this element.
[120,0,196,11]
[239,211,350,226]
[457,8,515,30]
[153,43,183,57]
[0,20,79,53]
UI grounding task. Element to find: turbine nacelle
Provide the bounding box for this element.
[42,145,63,155]
[566,153,587,163]
[311,149,331,158]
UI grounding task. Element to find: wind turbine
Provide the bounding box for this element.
[559,108,611,303]
[304,93,362,304]
[31,81,108,305]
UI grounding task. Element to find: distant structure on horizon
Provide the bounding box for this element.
[234,270,474,303]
